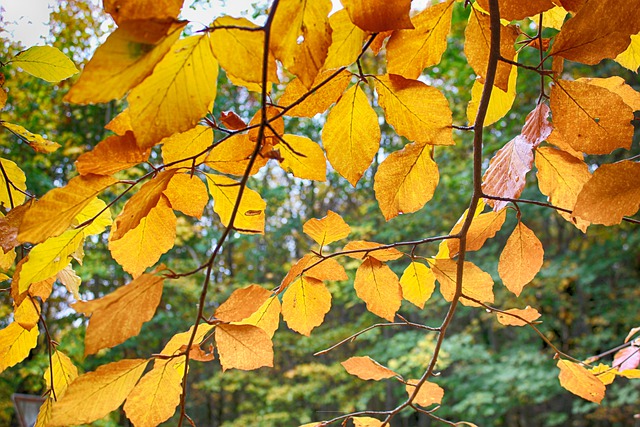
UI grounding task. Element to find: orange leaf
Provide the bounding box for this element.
[341,0,413,32]
[495,306,541,326]
[399,261,435,309]
[161,125,213,169]
[163,174,208,219]
[219,111,246,131]
[352,417,384,427]
[205,133,267,176]
[498,221,544,296]
[405,379,444,407]
[447,209,506,257]
[215,284,272,323]
[303,210,351,246]
[573,161,640,225]
[577,76,640,111]
[282,276,332,336]
[354,257,402,321]
[280,253,348,290]
[341,356,398,381]
[76,132,149,176]
[343,241,403,262]
[430,258,494,307]
[215,324,273,371]
[156,324,215,367]
[239,295,281,338]
[476,0,554,21]
[104,0,182,24]
[73,273,164,355]
[279,69,352,117]
[557,359,605,404]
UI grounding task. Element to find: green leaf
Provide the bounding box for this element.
[11,46,79,83]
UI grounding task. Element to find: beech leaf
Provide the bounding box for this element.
[557,359,605,404]
[341,356,398,381]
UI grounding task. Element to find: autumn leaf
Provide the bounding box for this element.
[240,296,281,338]
[613,345,640,372]
[205,133,267,176]
[1,121,61,153]
[406,379,444,407]
[354,257,402,321]
[352,416,384,427]
[446,209,506,257]
[399,261,436,309]
[73,273,164,355]
[14,298,40,331]
[57,265,81,299]
[215,324,274,371]
[279,69,352,117]
[103,0,182,24]
[76,132,149,175]
[45,350,78,398]
[163,173,208,219]
[323,10,367,70]
[430,258,494,307]
[215,284,272,323]
[341,356,398,380]
[0,322,39,374]
[495,306,541,326]
[279,134,327,181]
[280,254,348,290]
[322,84,380,186]
[341,0,413,32]
[576,76,640,111]
[282,276,332,336]
[303,210,351,246]
[467,56,518,126]
[0,157,26,209]
[557,359,605,404]
[476,0,554,21]
[204,173,266,233]
[615,33,640,72]
[49,359,149,426]
[590,364,617,386]
[572,161,640,225]
[10,46,78,82]
[161,125,213,169]
[498,221,544,296]
[156,323,215,366]
[343,241,403,262]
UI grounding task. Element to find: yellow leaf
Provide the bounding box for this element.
[354,257,401,321]
[557,359,605,404]
[76,132,149,176]
[399,261,435,309]
[535,146,591,231]
[303,210,351,246]
[322,84,380,186]
[576,76,640,111]
[45,350,78,398]
[271,0,332,87]
[282,276,332,336]
[215,324,274,371]
[618,369,640,379]
[0,88,6,109]
[103,0,182,24]
[341,0,413,32]
[467,56,518,126]
[18,174,116,244]
[386,0,455,79]
[123,359,183,427]
[550,0,640,65]
[430,258,494,307]
[573,161,640,225]
[105,108,132,135]
[352,416,383,427]
[342,241,403,262]
[476,0,554,21]
[405,379,444,407]
[128,34,218,148]
[280,254,348,290]
[447,209,506,257]
[111,170,176,240]
[210,16,278,85]
[464,7,518,92]
[14,298,40,331]
[163,174,208,219]
[65,21,186,104]
[0,322,39,374]
[205,133,267,176]
[34,398,52,427]
[156,323,215,367]
[279,134,327,181]
[0,157,26,208]
[0,246,15,271]
[279,69,352,117]
[542,6,568,30]
[590,364,617,386]
[498,222,544,296]
[375,74,453,145]
[49,359,149,426]
[323,10,367,69]
[615,32,640,72]
[56,265,81,299]
[204,173,266,234]
[374,142,439,221]
[161,125,213,169]
[215,284,272,323]
[10,46,78,82]
[341,356,398,381]
[1,121,61,153]
[550,79,634,154]
[109,196,176,277]
[73,273,164,355]
[240,296,281,338]
[495,306,541,326]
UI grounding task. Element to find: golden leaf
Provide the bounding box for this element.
[430,258,494,307]
[352,416,384,427]
[405,379,444,407]
[156,324,215,367]
[49,359,149,426]
[45,350,78,398]
[57,265,81,300]
[279,134,327,181]
[341,356,398,381]
[205,133,267,176]
[495,306,541,326]
[282,276,332,336]
[615,33,640,72]
[105,108,132,135]
[163,174,208,219]
[557,359,605,404]
[576,76,640,111]
[0,322,39,374]
[128,34,218,148]
[303,210,351,246]
[204,173,266,234]
[323,10,367,70]
[375,74,453,146]
[476,0,554,21]
[322,84,380,186]
[343,241,403,262]
[279,69,352,117]
[65,21,186,104]
[447,209,506,257]
[73,273,164,355]
[161,125,213,169]
[341,0,413,32]
[573,161,640,225]
[103,0,182,24]
[399,261,435,309]
[550,80,634,155]
[240,296,281,338]
[467,56,518,126]
[0,157,27,208]
[215,324,274,371]
[354,257,401,321]
[1,121,61,153]
[76,132,149,176]
[10,46,78,83]
[109,196,176,277]
[14,298,40,331]
[386,0,455,79]
[498,222,544,296]
[280,253,348,290]
[374,142,439,221]
[589,364,618,386]
[215,284,272,323]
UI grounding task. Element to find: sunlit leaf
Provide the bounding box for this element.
[280,253,348,290]
[430,258,494,307]
[0,322,38,374]
[495,306,541,326]
[205,133,267,176]
[446,209,506,257]
[103,0,182,24]
[303,210,351,246]
[215,324,274,371]
[45,350,78,398]
[498,222,544,296]
[615,33,640,72]
[161,125,213,169]
[557,359,605,403]
[215,284,272,323]
[590,364,617,386]
[76,132,149,176]
[352,416,383,427]
[279,69,352,117]
[11,46,78,82]
[323,10,367,70]
[282,276,332,336]
[279,134,327,181]
[476,0,554,21]
[354,257,401,321]
[340,0,413,32]
[405,379,444,407]
[467,56,518,126]
[240,296,281,338]
[0,157,27,208]
[399,261,435,309]
[342,241,403,262]
[163,174,208,219]
[341,356,398,380]
[1,121,60,153]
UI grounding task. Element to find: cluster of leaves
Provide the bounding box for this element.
[1,0,640,426]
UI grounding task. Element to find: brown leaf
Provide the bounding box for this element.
[219,111,247,131]
[341,356,398,381]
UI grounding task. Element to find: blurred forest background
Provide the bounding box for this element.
[1,1,639,426]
